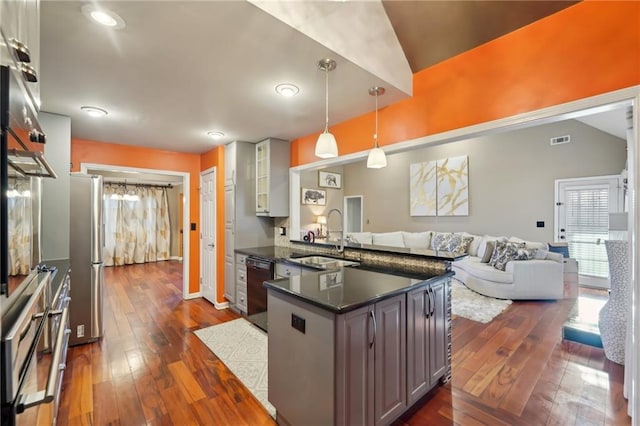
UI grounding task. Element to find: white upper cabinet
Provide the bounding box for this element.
[1,0,41,109]
[224,141,236,186]
[255,138,289,217]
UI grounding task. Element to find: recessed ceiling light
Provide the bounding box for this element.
[82,5,126,29]
[275,83,299,97]
[207,131,225,140]
[81,106,108,118]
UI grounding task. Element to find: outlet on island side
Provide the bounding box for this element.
[536,221,545,228]
[291,314,305,334]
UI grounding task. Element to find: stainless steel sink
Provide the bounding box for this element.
[287,255,359,270]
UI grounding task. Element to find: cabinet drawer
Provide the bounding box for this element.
[236,253,248,266]
[237,289,247,311]
[236,267,247,283]
[236,279,247,294]
[275,263,301,278]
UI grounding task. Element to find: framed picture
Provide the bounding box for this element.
[301,187,326,205]
[319,170,342,189]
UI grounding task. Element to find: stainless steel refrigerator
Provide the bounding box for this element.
[69,174,104,345]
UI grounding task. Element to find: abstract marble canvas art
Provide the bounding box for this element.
[437,155,469,216]
[409,160,437,216]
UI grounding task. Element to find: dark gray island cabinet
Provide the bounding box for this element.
[265,267,452,426]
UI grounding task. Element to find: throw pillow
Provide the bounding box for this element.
[430,232,448,250]
[489,241,523,271]
[513,248,537,260]
[451,235,474,253]
[534,248,549,260]
[480,241,495,263]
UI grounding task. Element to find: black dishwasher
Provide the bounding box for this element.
[245,256,274,332]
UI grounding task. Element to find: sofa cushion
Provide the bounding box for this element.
[372,231,405,247]
[402,231,432,249]
[489,240,524,271]
[534,248,549,260]
[508,236,548,250]
[345,232,373,245]
[431,232,461,251]
[477,235,507,259]
[480,240,495,263]
[454,257,513,283]
[460,233,483,256]
[451,235,474,253]
[513,247,537,260]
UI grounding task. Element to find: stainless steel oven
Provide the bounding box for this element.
[1,268,70,426]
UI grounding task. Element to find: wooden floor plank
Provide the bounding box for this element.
[56,261,630,425]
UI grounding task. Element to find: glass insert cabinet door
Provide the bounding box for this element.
[256,140,269,213]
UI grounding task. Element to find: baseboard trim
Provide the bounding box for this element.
[185,292,201,300]
[215,301,230,310]
[170,256,183,261]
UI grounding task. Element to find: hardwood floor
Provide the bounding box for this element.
[58,261,630,425]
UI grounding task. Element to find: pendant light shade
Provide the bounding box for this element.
[367,86,387,169]
[315,58,338,159]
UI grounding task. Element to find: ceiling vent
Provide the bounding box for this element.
[550,135,571,146]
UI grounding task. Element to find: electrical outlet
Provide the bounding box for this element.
[536,221,545,228]
[279,226,286,236]
[291,314,306,334]
[77,324,85,338]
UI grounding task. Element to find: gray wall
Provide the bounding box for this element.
[40,112,71,260]
[342,120,627,242]
[300,167,344,239]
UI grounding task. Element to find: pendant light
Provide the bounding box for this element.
[367,86,387,168]
[315,58,338,159]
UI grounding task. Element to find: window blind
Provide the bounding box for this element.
[565,187,609,278]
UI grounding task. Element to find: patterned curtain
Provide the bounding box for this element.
[7,179,32,275]
[103,184,171,266]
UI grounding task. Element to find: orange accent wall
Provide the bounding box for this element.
[71,138,202,294]
[200,145,226,303]
[291,1,640,166]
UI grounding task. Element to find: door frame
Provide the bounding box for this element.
[343,195,364,234]
[554,174,624,288]
[288,86,640,416]
[554,175,624,242]
[80,163,191,300]
[200,167,218,305]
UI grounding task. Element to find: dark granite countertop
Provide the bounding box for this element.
[289,240,468,261]
[264,267,454,314]
[235,244,466,264]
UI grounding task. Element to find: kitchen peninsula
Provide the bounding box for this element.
[262,245,456,426]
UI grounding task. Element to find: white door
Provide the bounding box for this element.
[224,185,235,302]
[556,175,623,288]
[200,168,217,303]
[344,196,363,233]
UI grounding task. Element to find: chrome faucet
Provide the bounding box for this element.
[327,208,344,253]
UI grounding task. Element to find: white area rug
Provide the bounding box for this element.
[451,279,513,323]
[194,318,275,417]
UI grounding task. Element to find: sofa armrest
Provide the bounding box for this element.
[504,259,564,299]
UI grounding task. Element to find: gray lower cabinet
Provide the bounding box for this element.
[268,277,449,426]
[235,254,247,312]
[407,279,449,405]
[336,294,406,425]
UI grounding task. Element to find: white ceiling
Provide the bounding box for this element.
[40,1,410,154]
[39,1,627,155]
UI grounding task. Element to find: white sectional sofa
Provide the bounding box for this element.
[345,231,564,300]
